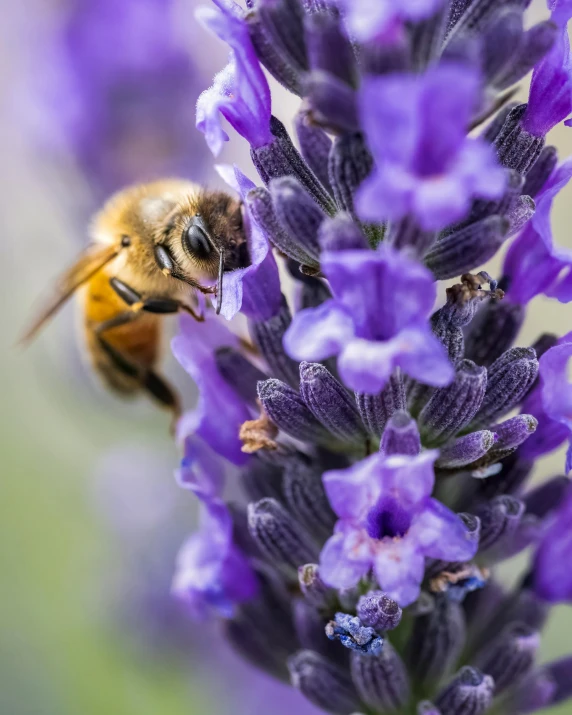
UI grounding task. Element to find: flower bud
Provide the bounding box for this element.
[288,650,362,714]
[436,431,496,469]
[464,297,525,368]
[328,133,373,219]
[407,596,466,686]
[240,456,284,504]
[283,456,336,540]
[476,623,540,694]
[486,414,538,461]
[472,347,539,428]
[356,591,402,632]
[248,498,318,576]
[319,213,369,252]
[295,108,333,193]
[351,642,409,711]
[300,362,367,444]
[418,360,488,445]
[246,1,306,96]
[305,11,356,86]
[303,70,360,134]
[492,104,545,173]
[425,216,509,280]
[380,411,421,456]
[251,298,301,388]
[271,176,327,262]
[247,186,320,268]
[258,378,330,443]
[523,145,558,197]
[355,372,407,439]
[252,116,336,213]
[434,667,495,715]
[386,216,437,259]
[477,494,525,554]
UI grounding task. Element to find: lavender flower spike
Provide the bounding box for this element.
[92,0,572,711]
[356,64,506,231]
[284,244,454,394]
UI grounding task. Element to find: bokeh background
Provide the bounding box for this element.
[1,1,572,714]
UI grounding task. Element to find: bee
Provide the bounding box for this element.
[21,179,249,424]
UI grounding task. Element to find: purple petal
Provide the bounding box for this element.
[358,73,420,166]
[534,487,572,601]
[195,4,271,154]
[176,436,226,498]
[196,62,233,156]
[338,338,399,393]
[323,453,384,520]
[172,498,259,619]
[379,451,438,509]
[522,28,572,137]
[414,63,481,176]
[393,328,455,386]
[214,164,282,321]
[410,499,479,562]
[355,167,414,224]
[539,340,572,431]
[319,531,371,589]
[283,300,356,362]
[172,315,250,464]
[338,328,453,395]
[321,245,437,340]
[372,539,425,607]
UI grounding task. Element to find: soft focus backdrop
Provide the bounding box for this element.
[1,1,572,714]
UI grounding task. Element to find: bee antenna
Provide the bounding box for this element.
[216,247,225,315]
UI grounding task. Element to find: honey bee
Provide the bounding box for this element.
[21,179,249,423]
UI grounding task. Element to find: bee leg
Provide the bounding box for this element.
[109,277,204,321]
[96,331,182,431]
[142,371,182,435]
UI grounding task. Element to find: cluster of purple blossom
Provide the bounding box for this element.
[117,0,572,712]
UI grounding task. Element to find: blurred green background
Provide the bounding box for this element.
[2,1,572,714]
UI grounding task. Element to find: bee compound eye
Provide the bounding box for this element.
[183,222,212,259]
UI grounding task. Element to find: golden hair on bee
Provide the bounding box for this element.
[21,178,250,428]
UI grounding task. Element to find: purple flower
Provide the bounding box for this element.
[537,334,572,472]
[522,0,572,137]
[28,0,211,201]
[504,158,572,305]
[172,314,251,469]
[284,244,454,393]
[172,494,259,618]
[320,451,477,606]
[355,64,506,231]
[196,0,272,155]
[335,0,444,42]
[215,164,282,321]
[534,485,572,603]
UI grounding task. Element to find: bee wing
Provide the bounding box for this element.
[19,243,120,344]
